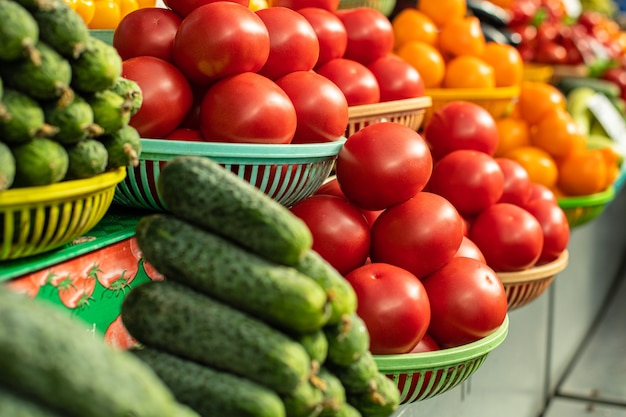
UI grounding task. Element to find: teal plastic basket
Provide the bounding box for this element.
[113,139,346,211]
[374,315,509,404]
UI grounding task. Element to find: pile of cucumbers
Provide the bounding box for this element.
[0,0,143,191]
[122,155,401,417]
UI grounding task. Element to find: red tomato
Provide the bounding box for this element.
[522,199,569,264]
[366,54,425,102]
[163,0,249,18]
[91,240,140,294]
[113,7,182,62]
[173,2,270,85]
[315,177,384,227]
[164,128,204,141]
[370,192,465,278]
[274,70,348,144]
[315,58,380,106]
[335,122,432,211]
[424,101,499,161]
[422,257,508,348]
[298,7,347,67]
[256,7,320,80]
[199,72,297,144]
[496,157,532,206]
[455,235,486,263]
[409,332,440,353]
[429,150,504,216]
[345,262,431,354]
[53,259,98,309]
[335,7,394,65]
[104,315,138,350]
[289,194,371,275]
[527,182,558,204]
[122,56,194,138]
[270,0,340,10]
[469,203,544,272]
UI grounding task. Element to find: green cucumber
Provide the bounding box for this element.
[70,36,122,93]
[281,379,325,417]
[0,0,39,62]
[295,329,329,366]
[12,137,69,187]
[86,88,132,135]
[0,88,57,144]
[0,287,200,417]
[158,155,313,266]
[44,93,101,144]
[110,76,142,115]
[96,122,141,168]
[556,76,621,98]
[135,214,330,334]
[347,373,400,417]
[0,141,16,190]
[64,139,108,180]
[31,0,90,59]
[318,367,347,416]
[329,351,379,395]
[325,313,371,367]
[132,347,286,417]
[121,280,312,395]
[333,403,363,417]
[0,386,64,417]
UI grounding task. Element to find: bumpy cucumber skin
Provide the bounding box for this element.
[281,380,325,417]
[44,94,95,144]
[347,373,400,417]
[110,76,142,115]
[318,367,348,416]
[136,214,330,334]
[0,287,198,417]
[0,0,39,62]
[325,313,371,367]
[0,386,64,417]
[64,138,108,180]
[96,122,141,168]
[0,88,47,144]
[158,155,313,266]
[0,141,16,190]
[333,403,363,417]
[12,137,68,186]
[86,89,132,135]
[328,351,379,395]
[295,329,329,366]
[121,280,312,395]
[70,37,122,93]
[31,0,89,59]
[132,348,287,417]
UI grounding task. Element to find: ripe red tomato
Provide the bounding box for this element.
[429,150,504,216]
[163,0,249,18]
[527,182,558,204]
[298,7,347,67]
[335,122,432,211]
[270,0,340,10]
[470,203,544,272]
[164,128,204,141]
[289,194,371,275]
[199,72,297,144]
[345,262,431,354]
[315,58,380,106]
[366,54,425,102]
[314,177,383,227]
[122,56,194,138]
[370,192,465,278]
[256,7,320,80]
[274,70,348,144]
[409,333,440,353]
[422,257,508,348]
[173,2,270,85]
[455,235,486,263]
[424,101,499,161]
[335,7,394,65]
[522,199,569,264]
[496,157,532,206]
[113,7,182,62]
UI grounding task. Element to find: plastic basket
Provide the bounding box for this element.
[113,139,345,211]
[557,186,615,229]
[522,63,555,83]
[498,250,569,311]
[347,96,432,136]
[337,0,397,15]
[0,167,126,261]
[374,315,509,404]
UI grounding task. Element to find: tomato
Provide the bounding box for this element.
[469,203,544,272]
[173,2,270,85]
[314,177,384,227]
[200,72,297,144]
[274,70,348,144]
[163,0,249,18]
[298,7,347,67]
[315,58,380,106]
[345,262,431,354]
[455,235,486,263]
[429,150,504,216]
[336,122,432,211]
[104,315,138,350]
[422,257,508,348]
[522,199,569,264]
[256,7,320,80]
[88,0,120,29]
[113,7,182,62]
[424,101,499,161]
[409,332,440,353]
[495,157,532,206]
[270,0,340,10]
[335,7,394,65]
[91,240,140,294]
[528,182,558,204]
[289,194,371,275]
[370,192,465,278]
[366,54,425,102]
[58,274,97,310]
[164,127,204,141]
[75,0,96,25]
[122,56,194,138]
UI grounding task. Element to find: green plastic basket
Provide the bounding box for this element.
[337,0,397,16]
[113,139,346,211]
[374,315,509,404]
[557,186,615,229]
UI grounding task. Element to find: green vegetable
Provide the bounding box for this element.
[0,141,15,190]
[332,403,362,417]
[0,386,64,417]
[86,88,132,135]
[96,122,141,168]
[0,0,39,62]
[294,329,329,366]
[64,139,108,180]
[31,0,89,59]
[110,76,142,115]
[11,137,68,186]
[0,88,57,144]
[324,313,371,367]
[44,94,100,144]
[70,36,122,93]
[329,351,379,395]
[318,367,348,416]
[281,379,325,417]
[347,373,400,417]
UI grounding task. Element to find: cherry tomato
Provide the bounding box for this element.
[496,157,532,206]
[422,257,508,348]
[345,262,431,354]
[270,0,340,10]
[163,0,249,18]
[335,7,394,65]
[315,58,380,106]
[366,53,425,102]
[522,199,569,264]
[298,7,347,67]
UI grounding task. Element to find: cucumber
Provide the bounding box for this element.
[135,214,331,334]
[0,141,16,190]
[294,250,358,325]
[70,36,122,93]
[96,122,141,168]
[347,373,400,417]
[64,138,108,180]
[44,94,101,144]
[318,367,347,416]
[12,137,69,187]
[0,287,200,417]
[0,386,64,417]
[281,379,325,417]
[294,329,329,366]
[31,0,90,59]
[324,313,371,367]
[0,0,39,62]
[333,403,362,417]
[556,76,621,98]
[158,155,313,266]
[121,280,312,395]
[131,347,287,417]
[0,88,57,144]
[86,88,132,135]
[329,351,379,395]
[110,76,142,115]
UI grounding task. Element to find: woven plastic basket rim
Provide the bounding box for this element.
[0,167,126,208]
[498,250,569,284]
[425,85,521,100]
[374,315,509,372]
[557,186,615,208]
[348,96,432,119]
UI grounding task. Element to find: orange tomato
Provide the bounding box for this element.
[417,0,466,28]
[136,0,156,7]
[88,0,121,29]
[395,40,445,88]
[442,55,495,89]
[391,8,438,49]
[557,149,609,196]
[438,16,486,58]
[494,116,531,157]
[481,42,524,87]
[119,0,139,20]
[516,81,566,126]
[503,145,559,189]
[530,108,587,158]
[75,0,96,25]
[248,0,268,10]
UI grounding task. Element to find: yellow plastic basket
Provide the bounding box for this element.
[347,96,432,136]
[337,0,397,15]
[374,315,509,404]
[557,186,616,229]
[0,168,126,261]
[497,250,569,311]
[522,63,555,83]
